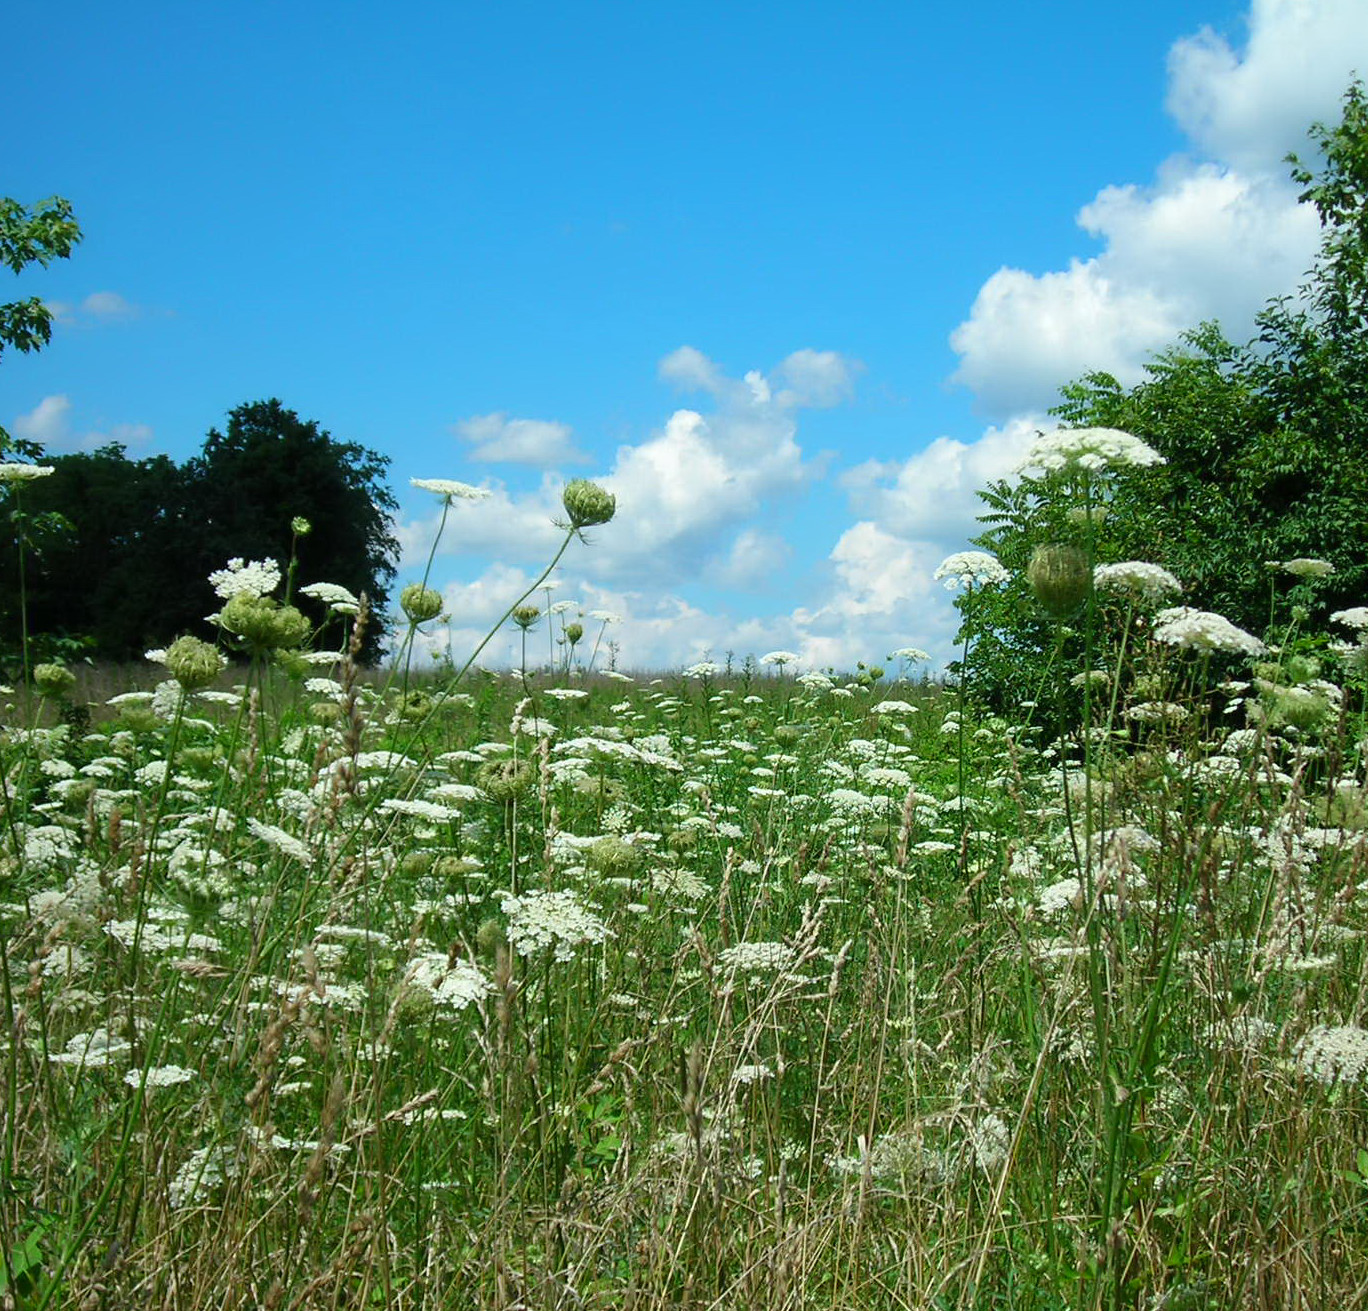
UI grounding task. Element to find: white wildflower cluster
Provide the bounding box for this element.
[760,651,800,667]
[380,798,461,822]
[410,477,492,501]
[48,1027,132,1069]
[499,889,611,961]
[299,582,361,615]
[245,817,313,866]
[1281,558,1334,578]
[1293,1024,1368,1085]
[682,661,724,679]
[888,647,930,663]
[168,1145,239,1209]
[968,1112,1011,1175]
[830,1131,948,1186]
[717,941,796,974]
[403,952,491,1010]
[870,700,919,717]
[208,557,281,600]
[1015,427,1164,475]
[1151,607,1266,656]
[934,551,1009,591]
[125,1064,197,1090]
[1125,701,1189,725]
[0,462,55,482]
[1093,561,1182,604]
[1330,607,1368,630]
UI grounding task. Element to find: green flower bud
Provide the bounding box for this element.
[291,516,312,536]
[666,827,699,854]
[512,605,542,630]
[310,701,343,725]
[476,758,534,803]
[270,604,310,649]
[434,854,482,880]
[220,594,310,650]
[400,850,434,877]
[587,835,641,877]
[164,636,226,691]
[476,916,507,958]
[220,593,279,647]
[1027,544,1091,619]
[32,663,75,698]
[564,622,584,645]
[561,479,616,529]
[401,583,444,624]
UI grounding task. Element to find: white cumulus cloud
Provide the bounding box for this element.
[948,0,1351,418]
[10,395,152,453]
[454,412,587,466]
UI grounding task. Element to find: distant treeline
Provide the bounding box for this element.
[1,399,398,668]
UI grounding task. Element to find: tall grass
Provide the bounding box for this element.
[3,516,1368,1307]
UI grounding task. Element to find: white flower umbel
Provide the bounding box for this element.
[1151,607,1266,657]
[124,1064,197,1090]
[209,557,281,600]
[245,817,313,866]
[403,952,492,1010]
[717,941,797,974]
[411,477,492,502]
[934,551,1009,591]
[499,889,611,962]
[1015,427,1164,475]
[1294,1024,1368,1085]
[299,581,361,615]
[1281,558,1335,578]
[0,463,55,482]
[1330,607,1368,630]
[1093,561,1182,604]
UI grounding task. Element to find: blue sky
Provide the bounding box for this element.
[7,0,1365,671]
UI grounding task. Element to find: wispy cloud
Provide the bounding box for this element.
[10,394,153,453]
[454,412,588,466]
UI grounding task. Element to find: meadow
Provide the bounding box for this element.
[4,474,1368,1309]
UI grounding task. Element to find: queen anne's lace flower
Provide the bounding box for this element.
[1016,427,1164,475]
[1093,561,1182,603]
[717,941,796,973]
[1151,607,1266,656]
[209,557,281,600]
[0,463,54,482]
[500,890,611,961]
[1294,1024,1368,1085]
[411,477,491,501]
[300,582,361,614]
[1281,558,1334,578]
[934,551,1009,590]
[403,953,491,1009]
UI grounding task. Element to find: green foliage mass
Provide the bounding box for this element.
[959,81,1368,724]
[0,401,399,667]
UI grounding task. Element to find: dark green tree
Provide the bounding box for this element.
[1,405,400,667]
[1,445,193,663]
[183,400,398,662]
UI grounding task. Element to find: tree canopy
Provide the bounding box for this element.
[0,401,399,668]
[958,81,1368,722]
